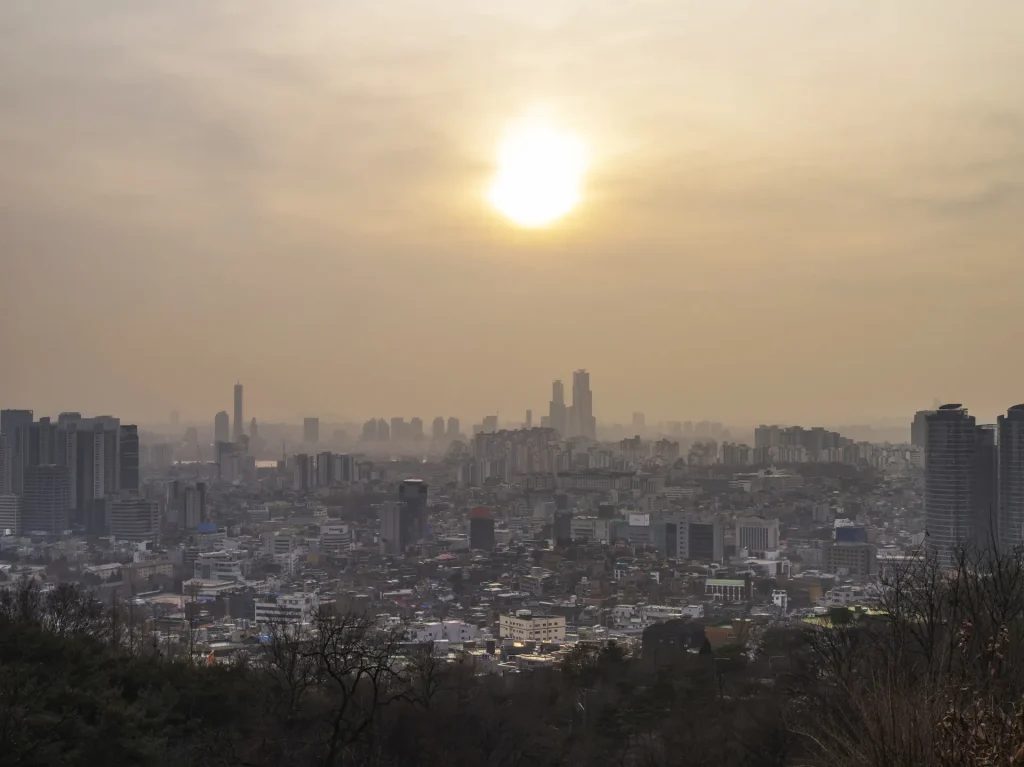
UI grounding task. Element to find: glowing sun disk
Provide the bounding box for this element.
[489,122,587,228]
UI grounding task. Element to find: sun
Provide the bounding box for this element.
[488,120,587,228]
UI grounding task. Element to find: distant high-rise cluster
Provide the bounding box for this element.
[362,416,457,443]
[289,451,358,492]
[753,425,852,463]
[473,427,562,482]
[0,409,142,536]
[923,403,1024,567]
[233,383,244,441]
[546,370,595,440]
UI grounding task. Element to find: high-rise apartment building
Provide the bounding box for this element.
[118,424,140,493]
[316,451,335,487]
[549,380,567,437]
[399,479,429,543]
[214,411,230,444]
[233,383,244,441]
[632,412,646,433]
[912,410,936,449]
[0,410,32,496]
[0,495,20,536]
[925,405,997,567]
[432,417,445,441]
[391,417,407,441]
[572,369,596,440]
[446,417,460,440]
[95,416,121,495]
[304,417,320,444]
[0,436,10,496]
[380,501,406,556]
[293,454,315,492]
[998,405,1024,551]
[410,417,424,440]
[21,464,70,535]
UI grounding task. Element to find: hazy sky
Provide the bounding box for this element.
[2,1,1023,427]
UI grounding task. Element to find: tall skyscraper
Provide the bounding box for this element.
[632,412,646,434]
[66,420,110,533]
[391,417,407,441]
[93,416,121,495]
[317,451,335,487]
[233,383,244,442]
[0,436,10,496]
[118,424,140,493]
[214,411,230,444]
[572,369,596,440]
[304,417,320,444]
[432,417,445,441]
[925,405,997,567]
[410,417,424,440]
[446,417,460,440]
[0,410,33,495]
[549,380,567,437]
[525,410,533,430]
[975,425,998,549]
[21,464,69,535]
[399,479,429,542]
[380,501,405,555]
[0,495,19,536]
[999,405,1024,551]
[912,409,936,448]
[293,454,315,491]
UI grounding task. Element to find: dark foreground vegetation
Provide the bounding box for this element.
[3,546,1024,767]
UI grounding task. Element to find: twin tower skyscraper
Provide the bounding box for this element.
[547,370,595,440]
[922,403,1024,566]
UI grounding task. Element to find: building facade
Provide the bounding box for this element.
[233,383,244,441]
[21,464,69,535]
[109,498,159,542]
[925,405,996,566]
[999,405,1024,551]
[736,517,780,553]
[499,610,566,642]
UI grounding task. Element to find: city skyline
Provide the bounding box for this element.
[0,377,944,438]
[2,2,1023,759]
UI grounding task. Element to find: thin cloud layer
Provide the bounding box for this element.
[1,0,1022,425]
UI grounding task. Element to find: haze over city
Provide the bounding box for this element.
[3,1,1023,426]
[6,3,1024,767]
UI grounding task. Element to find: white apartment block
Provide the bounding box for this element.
[254,592,319,627]
[319,523,353,553]
[405,620,479,644]
[193,550,248,581]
